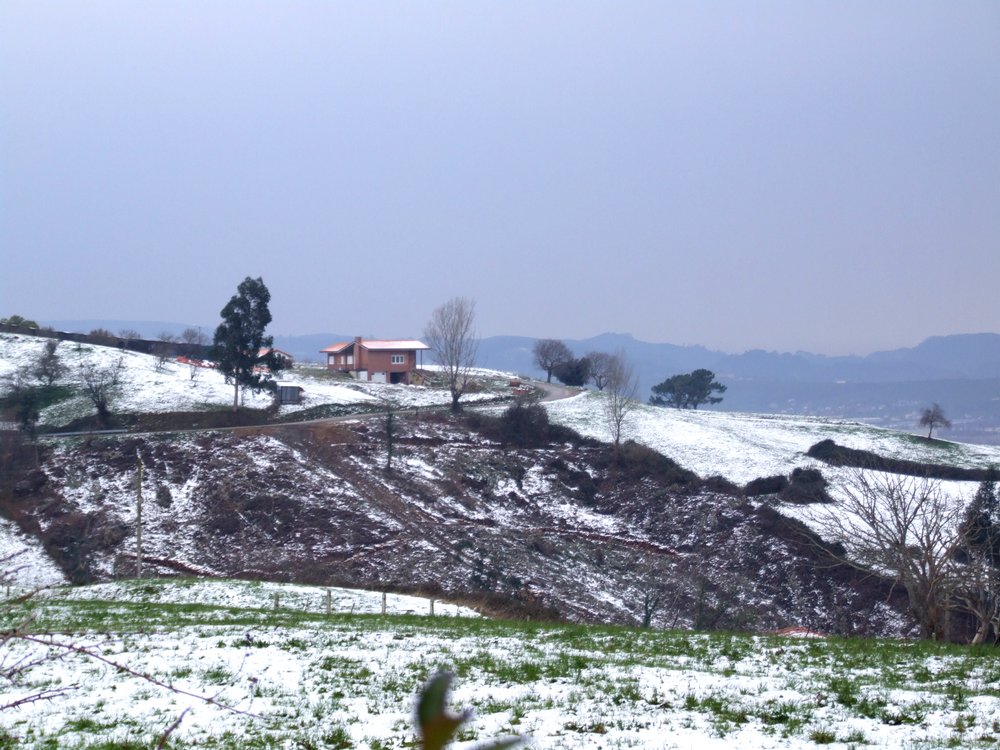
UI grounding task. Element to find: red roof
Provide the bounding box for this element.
[320,339,429,353]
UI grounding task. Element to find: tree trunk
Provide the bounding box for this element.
[971,619,991,645]
[233,383,239,412]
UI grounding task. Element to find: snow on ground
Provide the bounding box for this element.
[0,517,66,588]
[545,391,1000,485]
[0,333,513,426]
[42,578,478,618]
[4,579,999,749]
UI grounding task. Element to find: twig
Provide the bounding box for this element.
[155,706,191,749]
[18,634,259,718]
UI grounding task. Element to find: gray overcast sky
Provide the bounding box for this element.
[2,2,998,355]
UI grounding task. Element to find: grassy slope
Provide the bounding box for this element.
[3,579,1000,749]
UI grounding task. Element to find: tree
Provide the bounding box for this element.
[603,350,638,449]
[180,326,208,350]
[532,339,571,383]
[180,327,208,381]
[649,368,726,409]
[9,375,42,463]
[118,328,141,344]
[79,357,125,428]
[816,470,964,641]
[424,296,478,412]
[919,403,951,439]
[152,332,177,371]
[552,356,591,387]
[953,469,1000,644]
[587,351,615,391]
[32,340,66,386]
[0,314,39,328]
[212,277,285,411]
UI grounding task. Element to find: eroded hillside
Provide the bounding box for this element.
[6,411,908,635]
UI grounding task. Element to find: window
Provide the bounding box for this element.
[391,354,405,365]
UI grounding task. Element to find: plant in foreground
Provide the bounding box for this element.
[415,671,521,750]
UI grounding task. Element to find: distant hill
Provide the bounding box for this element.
[41,320,1000,444]
[478,332,1000,445]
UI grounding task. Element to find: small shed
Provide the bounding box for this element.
[276,384,304,405]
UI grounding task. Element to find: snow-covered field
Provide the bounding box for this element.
[3,578,999,749]
[5,335,1000,747]
[0,333,511,426]
[545,392,1000,486]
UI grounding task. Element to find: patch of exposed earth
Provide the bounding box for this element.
[5,413,909,635]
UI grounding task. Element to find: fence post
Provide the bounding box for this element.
[430,599,435,616]
[325,589,332,615]
[273,592,279,611]
[381,592,387,615]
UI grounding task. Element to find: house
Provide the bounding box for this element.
[321,336,430,384]
[258,347,294,369]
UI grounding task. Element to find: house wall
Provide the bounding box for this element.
[362,350,418,384]
[323,343,420,384]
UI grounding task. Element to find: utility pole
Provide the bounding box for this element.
[135,452,143,579]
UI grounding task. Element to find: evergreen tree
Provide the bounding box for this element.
[960,469,1000,566]
[553,356,591,387]
[649,368,726,409]
[212,277,285,411]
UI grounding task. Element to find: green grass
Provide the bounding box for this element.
[7,583,1000,749]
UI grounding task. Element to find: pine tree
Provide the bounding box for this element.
[212,277,285,411]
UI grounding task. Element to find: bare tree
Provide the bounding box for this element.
[180,327,208,381]
[79,357,125,428]
[180,326,208,350]
[32,340,67,386]
[9,374,42,465]
[532,339,571,383]
[153,332,178,371]
[603,350,638,449]
[952,472,1000,644]
[586,351,615,391]
[951,551,1000,645]
[816,469,964,640]
[919,403,952,440]
[424,297,478,412]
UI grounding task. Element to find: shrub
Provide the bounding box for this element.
[781,467,832,504]
[604,440,697,486]
[744,475,788,496]
[499,401,551,446]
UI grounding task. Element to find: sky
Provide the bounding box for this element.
[2,2,998,356]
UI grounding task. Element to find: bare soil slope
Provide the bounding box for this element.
[5,413,908,635]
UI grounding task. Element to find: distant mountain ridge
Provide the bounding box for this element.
[42,319,1000,381]
[40,320,1000,444]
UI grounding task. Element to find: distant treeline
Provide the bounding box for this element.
[0,323,211,359]
[807,439,992,482]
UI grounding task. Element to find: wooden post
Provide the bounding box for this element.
[273,592,279,610]
[135,453,143,579]
[381,592,387,615]
[325,589,332,615]
[430,599,435,616]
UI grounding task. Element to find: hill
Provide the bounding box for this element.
[3,332,1000,638]
[478,332,1000,445]
[34,321,1000,444]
